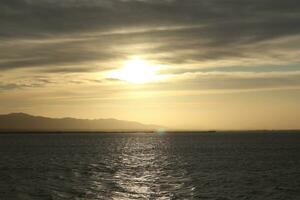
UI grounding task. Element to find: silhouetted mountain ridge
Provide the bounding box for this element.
[0,113,162,131]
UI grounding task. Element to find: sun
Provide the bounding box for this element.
[107,56,160,84]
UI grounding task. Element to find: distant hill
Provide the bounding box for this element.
[0,113,162,132]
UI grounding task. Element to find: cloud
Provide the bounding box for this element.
[0,82,44,91]
[0,74,57,91]
[139,71,300,92]
[1,0,300,65]
[0,83,22,91]
[0,36,119,71]
[0,0,300,93]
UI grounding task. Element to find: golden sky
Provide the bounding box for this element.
[1,0,300,129]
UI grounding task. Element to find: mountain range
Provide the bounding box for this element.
[0,113,162,132]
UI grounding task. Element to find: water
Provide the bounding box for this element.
[0,132,299,200]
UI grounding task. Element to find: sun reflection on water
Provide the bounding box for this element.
[110,135,195,200]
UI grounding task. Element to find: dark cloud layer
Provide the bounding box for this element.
[0,0,300,71]
[1,0,299,38]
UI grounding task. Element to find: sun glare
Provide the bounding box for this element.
[107,56,160,84]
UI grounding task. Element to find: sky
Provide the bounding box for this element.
[1,0,300,130]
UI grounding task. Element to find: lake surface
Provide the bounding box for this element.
[0,132,299,200]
